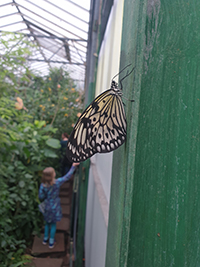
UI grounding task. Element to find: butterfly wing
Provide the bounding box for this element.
[66,89,127,162]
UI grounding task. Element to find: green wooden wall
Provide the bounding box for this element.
[106,0,200,266]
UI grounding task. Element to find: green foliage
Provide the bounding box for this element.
[19,67,83,139]
[0,98,60,266]
[0,33,83,266]
[0,32,35,97]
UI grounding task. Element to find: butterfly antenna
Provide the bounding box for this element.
[120,66,135,90]
[112,63,132,81]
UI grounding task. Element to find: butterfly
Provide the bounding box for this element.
[66,64,134,163]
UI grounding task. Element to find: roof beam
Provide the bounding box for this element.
[25,0,88,34]
[64,0,89,12]
[0,30,87,42]
[44,0,89,24]
[23,18,87,49]
[11,2,86,41]
[27,58,85,65]
[12,0,51,68]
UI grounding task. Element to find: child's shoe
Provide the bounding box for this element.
[49,241,55,249]
[49,239,56,249]
[42,238,48,245]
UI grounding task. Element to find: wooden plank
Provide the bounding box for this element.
[106,0,200,266]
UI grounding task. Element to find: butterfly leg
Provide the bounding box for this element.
[119,66,135,102]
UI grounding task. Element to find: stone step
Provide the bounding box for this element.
[60,182,70,191]
[59,191,70,197]
[60,196,70,205]
[61,204,70,216]
[57,217,70,232]
[30,174,73,266]
[32,233,65,255]
[60,193,71,200]
[62,253,70,266]
[29,258,63,267]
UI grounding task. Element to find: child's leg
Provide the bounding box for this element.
[49,222,56,245]
[43,222,50,242]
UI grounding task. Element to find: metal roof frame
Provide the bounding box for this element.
[0,0,90,89]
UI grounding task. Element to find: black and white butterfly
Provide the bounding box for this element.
[66,64,134,163]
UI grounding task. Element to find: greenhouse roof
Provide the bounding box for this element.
[0,0,90,89]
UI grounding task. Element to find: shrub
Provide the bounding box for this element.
[0,32,83,266]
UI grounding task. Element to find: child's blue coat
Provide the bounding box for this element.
[38,165,75,223]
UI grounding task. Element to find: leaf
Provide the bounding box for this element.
[34,120,39,126]
[34,120,46,128]
[44,148,58,158]
[46,138,61,149]
[23,126,31,132]
[1,240,6,247]
[18,86,32,91]
[19,180,25,188]
[8,132,19,141]
[24,173,32,179]
[41,124,56,133]
[21,201,26,206]
[23,147,30,158]
[10,193,17,199]
[10,258,31,267]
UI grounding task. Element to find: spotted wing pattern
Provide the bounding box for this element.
[66,88,127,162]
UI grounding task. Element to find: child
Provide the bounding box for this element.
[39,163,79,248]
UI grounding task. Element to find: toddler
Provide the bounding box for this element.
[39,162,79,248]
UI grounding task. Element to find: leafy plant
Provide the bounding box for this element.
[0,32,83,266]
[0,98,60,265]
[19,67,84,139]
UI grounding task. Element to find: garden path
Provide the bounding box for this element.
[30,180,74,267]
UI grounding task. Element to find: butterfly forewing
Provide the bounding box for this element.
[66,86,127,163]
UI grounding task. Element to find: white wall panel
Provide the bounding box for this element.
[85,0,125,266]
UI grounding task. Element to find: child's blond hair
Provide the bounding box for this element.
[42,167,56,185]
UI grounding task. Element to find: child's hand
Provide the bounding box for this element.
[73,162,80,167]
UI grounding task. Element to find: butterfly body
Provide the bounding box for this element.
[66,80,127,163]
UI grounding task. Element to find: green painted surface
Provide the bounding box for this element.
[106,0,200,266]
[74,161,90,267]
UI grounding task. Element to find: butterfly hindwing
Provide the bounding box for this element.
[66,86,127,163]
